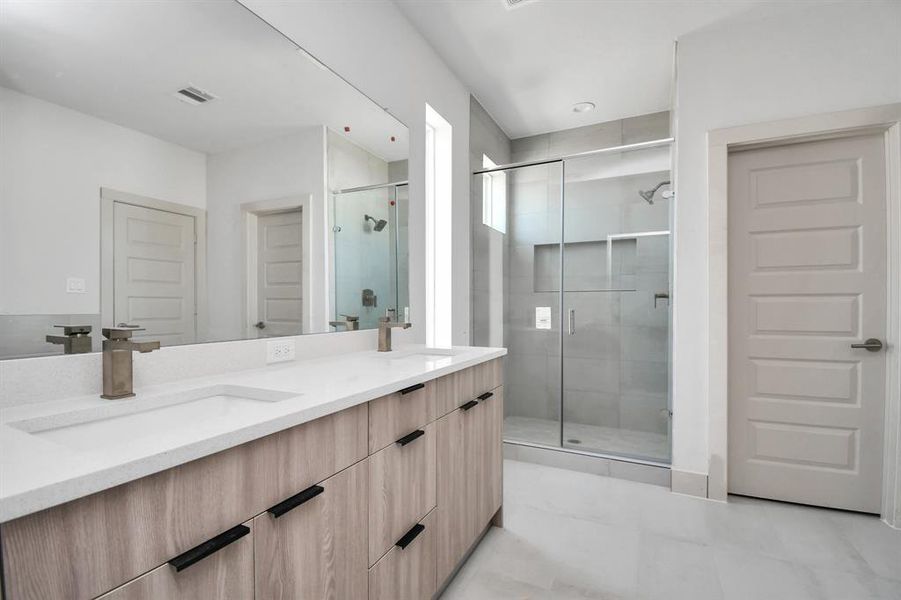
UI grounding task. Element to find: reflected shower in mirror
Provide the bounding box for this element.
[327,132,410,332]
[0,0,409,359]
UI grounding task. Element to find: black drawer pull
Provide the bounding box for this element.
[395,523,425,550]
[461,399,478,411]
[267,484,325,518]
[477,391,494,401]
[396,429,425,446]
[168,524,249,572]
[399,382,425,395]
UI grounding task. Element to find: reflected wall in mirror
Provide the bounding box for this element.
[0,0,409,359]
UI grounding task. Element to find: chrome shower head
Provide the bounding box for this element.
[365,214,388,232]
[638,180,671,205]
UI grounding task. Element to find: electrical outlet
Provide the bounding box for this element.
[266,339,295,364]
[66,277,87,294]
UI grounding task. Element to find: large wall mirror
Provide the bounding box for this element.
[0,0,409,359]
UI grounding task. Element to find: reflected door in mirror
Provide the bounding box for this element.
[114,203,196,346]
[256,210,303,337]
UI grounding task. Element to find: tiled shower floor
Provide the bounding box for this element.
[504,416,670,463]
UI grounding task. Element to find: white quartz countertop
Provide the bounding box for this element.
[0,344,505,522]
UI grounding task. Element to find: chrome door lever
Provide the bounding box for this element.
[850,338,883,352]
[568,309,575,335]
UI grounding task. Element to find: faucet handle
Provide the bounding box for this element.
[102,325,145,340]
[378,317,411,329]
[53,324,92,336]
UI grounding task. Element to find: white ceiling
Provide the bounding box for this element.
[394,0,796,139]
[0,0,408,160]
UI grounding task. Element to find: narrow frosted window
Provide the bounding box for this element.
[481,155,506,234]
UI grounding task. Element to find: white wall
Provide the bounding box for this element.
[328,131,390,191]
[672,2,901,481]
[0,86,206,315]
[206,128,327,341]
[240,0,473,346]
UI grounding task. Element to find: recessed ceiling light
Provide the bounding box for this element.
[572,102,596,113]
[504,0,537,8]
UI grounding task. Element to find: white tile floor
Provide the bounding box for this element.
[505,416,671,462]
[441,460,901,600]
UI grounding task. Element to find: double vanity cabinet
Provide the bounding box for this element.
[0,357,504,600]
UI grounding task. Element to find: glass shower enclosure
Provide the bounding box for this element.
[332,182,409,330]
[471,140,673,464]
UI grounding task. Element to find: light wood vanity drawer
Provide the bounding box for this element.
[253,460,368,600]
[369,380,437,454]
[369,509,437,600]
[434,359,504,418]
[96,520,254,600]
[368,421,437,566]
[0,404,367,600]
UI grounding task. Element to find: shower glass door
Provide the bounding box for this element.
[474,162,563,446]
[333,186,397,330]
[561,146,672,462]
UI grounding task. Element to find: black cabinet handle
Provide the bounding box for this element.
[396,429,425,446]
[267,484,325,518]
[399,382,425,395]
[477,391,494,401]
[460,400,478,411]
[395,523,425,550]
[168,524,249,572]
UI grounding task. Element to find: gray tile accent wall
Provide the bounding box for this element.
[470,96,512,351]
[511,111,670,163]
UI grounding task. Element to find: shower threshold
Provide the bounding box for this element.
[504,416,670,466]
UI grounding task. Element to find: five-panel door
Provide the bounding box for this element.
[728,133,887,513]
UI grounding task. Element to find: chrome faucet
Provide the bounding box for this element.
[329,314,360,331]
[377,315,411,352]
[100,326,160,399]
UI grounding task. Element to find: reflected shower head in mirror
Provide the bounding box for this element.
[364,214,388,231]
[638,180,672,204]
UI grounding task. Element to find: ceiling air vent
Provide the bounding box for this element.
[175,86,216,106]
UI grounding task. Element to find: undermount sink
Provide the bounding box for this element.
[381,348,463,361]
[9,385,299,453]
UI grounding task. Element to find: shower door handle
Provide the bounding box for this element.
[568,309,575,335]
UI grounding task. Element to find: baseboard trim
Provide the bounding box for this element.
[671,469,709,498]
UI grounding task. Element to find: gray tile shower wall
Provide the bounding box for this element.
[471,104,671,450]
[510,111,670,163]
[504,113,671,437]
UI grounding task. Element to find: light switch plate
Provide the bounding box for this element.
[266,339,295,363]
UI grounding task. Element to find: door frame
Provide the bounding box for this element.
[706,103,901,526]
[241,194,312,338]
[100,187,207,342]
